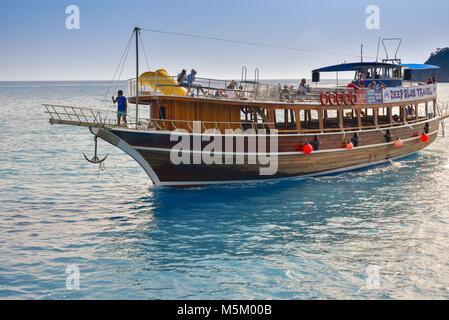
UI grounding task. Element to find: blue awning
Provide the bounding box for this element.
[312,62,400,73]
[400,63,440,70]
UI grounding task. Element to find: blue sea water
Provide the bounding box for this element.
[1,81,449,299]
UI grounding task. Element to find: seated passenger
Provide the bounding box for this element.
[357,74,365,87]
[296,78,310,95]
[227,80,237,89]
[177,69,187,85]
[374,72,380,79]
[427,78,433,84]
[237,85,249,100]
[186,69,206,96]
[368,81,377,89]
[280,85,291,101]
[378,81,386,89]
[215,90,228,98]
[392,114,399,123]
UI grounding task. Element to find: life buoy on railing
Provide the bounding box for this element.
[343,92,352,105]
[336,93,344,106]
[320,92,329,106]
[350,92,357,105]
[328,93,336,106]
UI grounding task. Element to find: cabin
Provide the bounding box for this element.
[126,63,439,135]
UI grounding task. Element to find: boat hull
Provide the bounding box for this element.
[91,118,439,187]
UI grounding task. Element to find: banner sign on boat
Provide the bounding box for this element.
[382,84,437,103]
[355,89,367,104]
[366,89,383,104]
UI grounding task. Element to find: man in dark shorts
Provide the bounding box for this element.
[112,90,127,126]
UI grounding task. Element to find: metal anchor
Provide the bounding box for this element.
[83,135,108,164]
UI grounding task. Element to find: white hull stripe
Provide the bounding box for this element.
[130,130,438,156]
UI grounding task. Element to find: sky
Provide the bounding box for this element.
[0,0,448,81]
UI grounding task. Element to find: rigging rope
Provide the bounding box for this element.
[101,31,135,117]
[139,33,151,71]
[102,31,134,122]
[139,27,376,59]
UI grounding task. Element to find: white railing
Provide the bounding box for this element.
[127,75,322,104]
[44,104,108,126]
[127,75,438,106]
[44,104,275,132]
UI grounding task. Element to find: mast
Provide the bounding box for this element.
[135,27,140,127]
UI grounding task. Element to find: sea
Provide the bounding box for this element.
[1,80,449,299]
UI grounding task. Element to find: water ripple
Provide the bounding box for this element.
[1,82,449,299]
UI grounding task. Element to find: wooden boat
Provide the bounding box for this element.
[44,29,447,187]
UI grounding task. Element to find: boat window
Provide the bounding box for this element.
[323,109,339,129]
[377,107,390,125]
[343,109,356,128]
[391,106,401,123]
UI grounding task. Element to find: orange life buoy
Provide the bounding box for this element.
[343,92,351,105]
[320,92,329,105]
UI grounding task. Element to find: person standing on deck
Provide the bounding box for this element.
[112,90,127,126]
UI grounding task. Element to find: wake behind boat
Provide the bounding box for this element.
[45,28,449,187]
